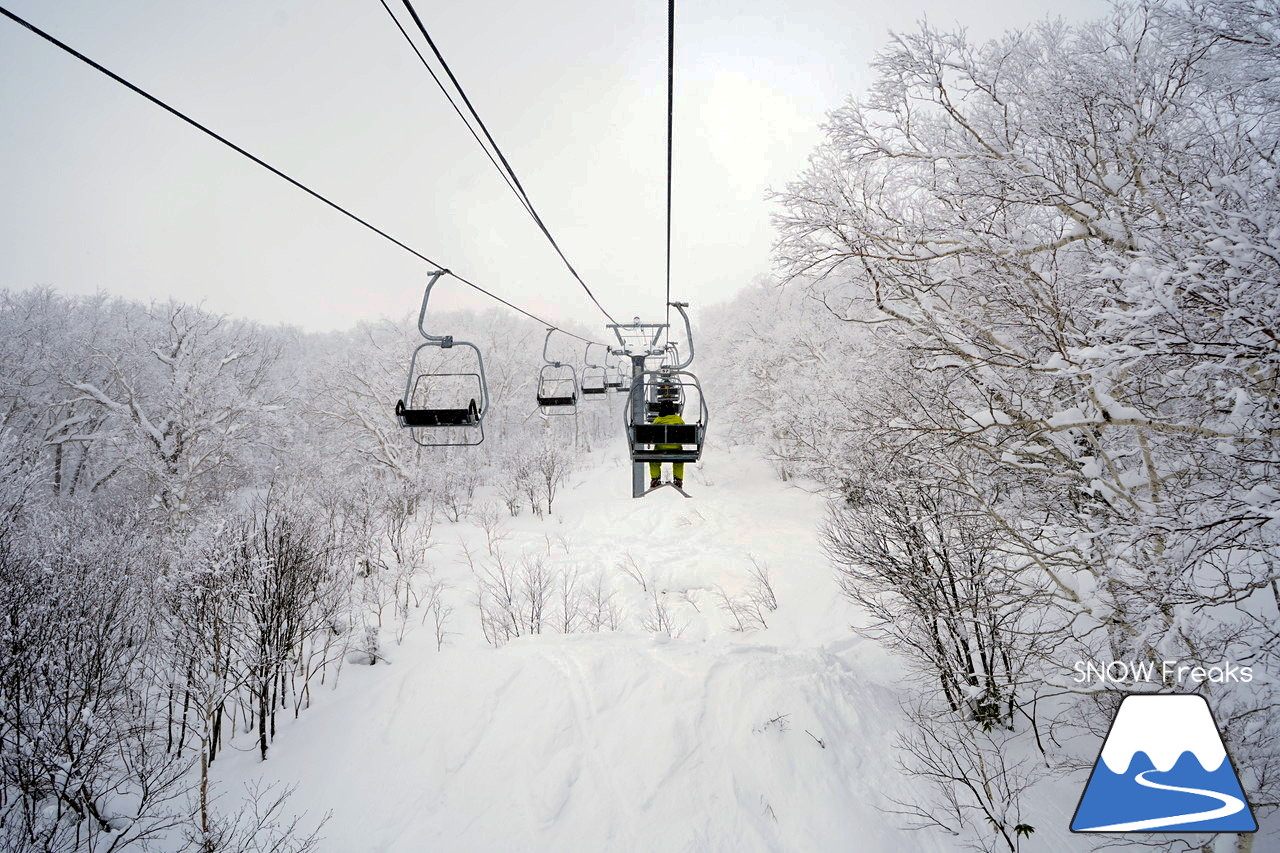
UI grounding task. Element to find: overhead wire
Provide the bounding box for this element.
[374,0,533,221]
[664,0,675,345]
[0,4,607,347]
[387,0,620,327]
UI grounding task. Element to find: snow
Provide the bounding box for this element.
[210,448,953,852]
[232,635,927,852]
[1100,173,1127,193]
[965,407,1012,427]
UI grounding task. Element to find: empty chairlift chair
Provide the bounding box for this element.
[537,328,579,415]
[604,369,624,392]
[581,342,608,397]
[604,353,627,391]
[394,271,490,447]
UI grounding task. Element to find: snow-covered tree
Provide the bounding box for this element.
[62,300,282,527]
[0,502,189,851]
[769,2,1280,848]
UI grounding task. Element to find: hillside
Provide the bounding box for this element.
[210,448,954,852]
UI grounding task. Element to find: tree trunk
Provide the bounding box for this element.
[257,676,269,761]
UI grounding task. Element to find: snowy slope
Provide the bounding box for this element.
[209,448,954,852]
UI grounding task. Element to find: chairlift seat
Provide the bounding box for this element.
[396,399,479,427]
[633,423,700,445]
[537,394,577,407]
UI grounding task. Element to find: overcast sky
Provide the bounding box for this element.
[1,0,1113,333]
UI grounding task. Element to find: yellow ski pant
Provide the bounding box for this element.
[649,461,684,480]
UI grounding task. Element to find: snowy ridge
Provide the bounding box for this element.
[1099,695,1227,774]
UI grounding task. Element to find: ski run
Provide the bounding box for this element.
[212,449,1063,852]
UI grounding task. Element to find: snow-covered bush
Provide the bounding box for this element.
[0,502,189,852]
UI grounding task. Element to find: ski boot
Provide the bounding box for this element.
[650,478,661,489]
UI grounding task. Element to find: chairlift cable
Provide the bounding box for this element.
[0,4,607,347]
[375,0,533,220]
[664,0,675,344]
[394,0,621,326]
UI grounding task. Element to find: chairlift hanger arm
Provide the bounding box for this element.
[417,269,454,345]
[667,301,693,369]
[404,274,491,415]
[543,327,562,366]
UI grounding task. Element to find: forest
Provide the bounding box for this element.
[2,1,1277,851]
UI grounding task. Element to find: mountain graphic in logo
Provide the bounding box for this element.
[1072,694,1257,833]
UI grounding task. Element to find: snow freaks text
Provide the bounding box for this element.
[1072,660,1255,686]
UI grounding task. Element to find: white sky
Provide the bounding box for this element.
[1,0,1113,332]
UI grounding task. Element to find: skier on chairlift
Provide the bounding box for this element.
[649,399,685,489]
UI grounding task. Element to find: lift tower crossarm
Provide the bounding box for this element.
[607,316,668,355]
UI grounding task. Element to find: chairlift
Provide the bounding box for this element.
[604,350,631,391]
[646,368,685,417]
[624,369,708,464]
[537,328,579,415]
[394,270,489,447]
[612,301,706,497]
[581,342,608,396]
[604,355,626,391]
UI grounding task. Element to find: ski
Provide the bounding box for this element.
[644,482,692,498]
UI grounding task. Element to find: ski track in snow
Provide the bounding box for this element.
[207,448,972,852]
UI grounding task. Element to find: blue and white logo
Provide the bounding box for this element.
[1072,694,1257,833]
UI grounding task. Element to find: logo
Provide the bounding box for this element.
[1071,659,1253,686]
[1071,694,1257,833]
